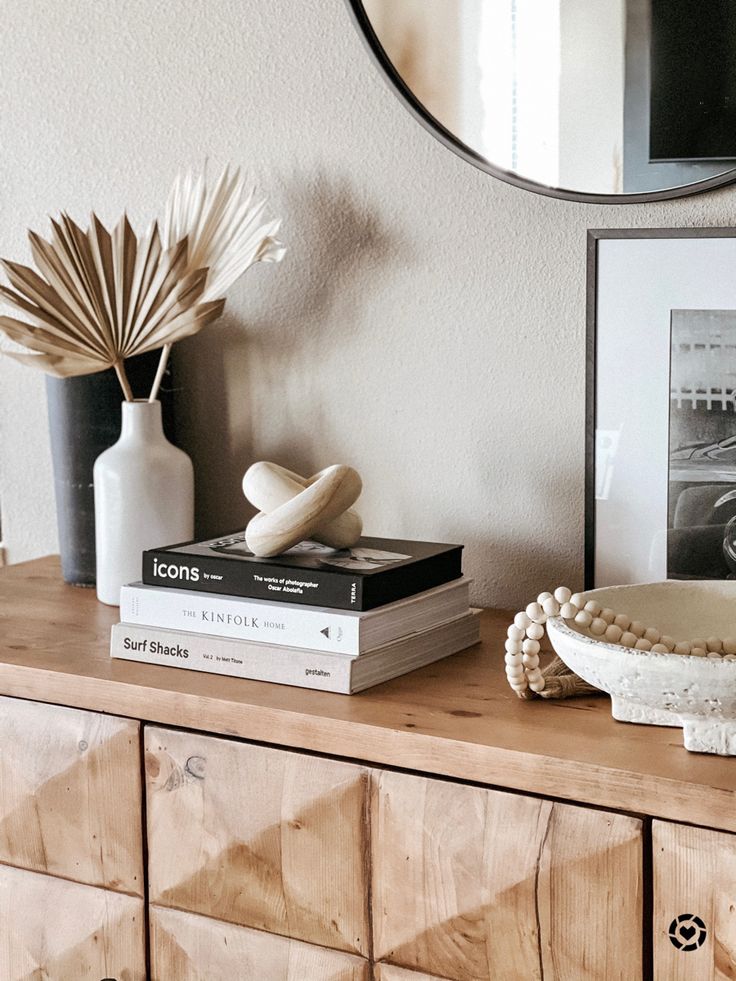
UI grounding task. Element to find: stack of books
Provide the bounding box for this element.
[111,533,480,693]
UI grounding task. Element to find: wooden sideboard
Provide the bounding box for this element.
[1,557,736,980]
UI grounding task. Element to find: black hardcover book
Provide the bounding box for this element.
[142,534,463,611]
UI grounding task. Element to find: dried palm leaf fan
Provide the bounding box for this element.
[0,216,223,399]
[150,165,286,400]
[0,165,285,401]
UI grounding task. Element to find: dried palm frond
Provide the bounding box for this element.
[163,164,285,301]
[0,213,224,399]
[148,165,286,401]
[0,166,284,401]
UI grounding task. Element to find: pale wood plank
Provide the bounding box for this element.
[0,695,143,895]
[653,820,736,979]
[375,965,453,981]
[145,725,370,955]
[150,905,369,980]
[373,769,642,980]
[1,557,736,833]
[0,863,145,980]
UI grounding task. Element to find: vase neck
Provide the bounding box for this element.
[119,400,165,441]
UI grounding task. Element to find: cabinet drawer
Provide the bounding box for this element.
[0,863,145,980]
[145,726,370,955]
[653,820,736,979]
[150,905,369,980]
[372,770,643,981]
[0,696,143,893]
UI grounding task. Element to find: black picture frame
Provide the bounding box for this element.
[586,227,736,588]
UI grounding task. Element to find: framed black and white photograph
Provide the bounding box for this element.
[587,228,736,587]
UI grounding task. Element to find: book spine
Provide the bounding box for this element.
[110,624,354,693]
[142,550,361,609]
[120,585,362,654]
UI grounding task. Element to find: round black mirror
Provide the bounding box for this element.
[346,0,736,203]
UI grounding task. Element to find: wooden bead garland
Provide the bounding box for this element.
[505,586,736,700]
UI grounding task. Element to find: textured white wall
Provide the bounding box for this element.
[0,0,735,607]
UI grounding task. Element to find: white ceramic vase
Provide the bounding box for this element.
[94,400,193,606]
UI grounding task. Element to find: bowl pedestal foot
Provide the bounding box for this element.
[681,717,736,756]
[610,696,679,728]
[611,697,736,755]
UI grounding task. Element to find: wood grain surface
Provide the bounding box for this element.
[374,966,453,981]
[149,905,370,981]
[653,820,736,979]
[0,863,145,980]
[145,725,370,955]
[372,769,642,980]
[0,695,143,894]
[1,557,736,832]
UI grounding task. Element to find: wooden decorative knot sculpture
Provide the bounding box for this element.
[242,462,362,557]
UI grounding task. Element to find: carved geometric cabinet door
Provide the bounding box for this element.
[145,726,371,956]
[372,770,643,981]
[0,696,143,894]
[150,905,370,981]
[653,820,736,980]
[0,863,145,980]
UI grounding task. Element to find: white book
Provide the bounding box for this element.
[110,612,481,694]
[119,578,470,655]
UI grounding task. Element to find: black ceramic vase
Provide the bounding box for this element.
[46,352,175,586]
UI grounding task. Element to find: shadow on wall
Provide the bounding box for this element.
[471,464,584,602]
[172,172,398,539]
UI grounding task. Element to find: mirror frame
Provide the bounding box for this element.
[345,0,736,204]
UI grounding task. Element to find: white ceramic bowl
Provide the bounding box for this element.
[546,580,736,755]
